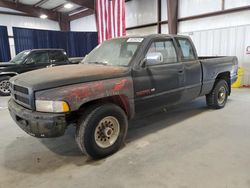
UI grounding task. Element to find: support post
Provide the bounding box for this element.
[59,13,70,31]
[222,0,225,10]
[167,0,178,34]
[157,0,162,34]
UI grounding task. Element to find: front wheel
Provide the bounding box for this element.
[206,79,229,109]
[75,104,128,159]
[0,76,11,96]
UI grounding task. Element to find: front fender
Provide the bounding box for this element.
[35,77,134,113]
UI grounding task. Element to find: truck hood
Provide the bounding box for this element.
[11,64,129,91]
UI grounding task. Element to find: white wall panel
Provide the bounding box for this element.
[179,0,221,18]
[0,14,59,36]
[126,0,157,27]
[0,14,59,57]
[126,26,157,36]
[180,25,250,85]
[225,0,250,9]
[161,0,168,21]
[179,10,250,33]
[70,15,97,32]
[161,23,169,34]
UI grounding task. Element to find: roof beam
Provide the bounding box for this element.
[0,0,58,21]
[69,8,94,21]
[68,7,86,15]
[34,0,50,7]
[51,3,65,11]
[68,0,94,10]
[0,10,34,17]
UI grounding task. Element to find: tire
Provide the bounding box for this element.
[75,103,128,159]
[0,76,11,96]
[206,79,229,109]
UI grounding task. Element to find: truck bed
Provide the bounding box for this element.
[199,56,238,96]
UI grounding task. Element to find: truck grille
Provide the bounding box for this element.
[14,85,29,94]
[10,84,32,109]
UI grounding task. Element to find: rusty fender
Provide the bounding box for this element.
[35,77,135,118]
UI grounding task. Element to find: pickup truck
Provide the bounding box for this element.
[8,34,238,159]
[0,49,80,96]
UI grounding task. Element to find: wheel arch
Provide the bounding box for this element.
[0,72,18,78]
[77,95,134,120]
[215,71,231,95]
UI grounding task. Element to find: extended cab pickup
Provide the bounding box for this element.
[8,34,238,159]
[0,49,80,96]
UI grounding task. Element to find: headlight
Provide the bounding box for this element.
[35,100,70,113]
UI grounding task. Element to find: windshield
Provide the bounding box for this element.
[10,50,31,64]
[82,38,143,67]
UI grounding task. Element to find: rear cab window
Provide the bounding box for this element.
[49,51,67,63]
[176,38,196,61]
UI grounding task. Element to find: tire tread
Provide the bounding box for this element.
[206,79,229,109]
[75,103,128,159]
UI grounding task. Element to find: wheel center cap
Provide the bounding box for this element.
[104,127,113,137]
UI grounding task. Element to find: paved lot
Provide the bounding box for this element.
[0,89,250,188]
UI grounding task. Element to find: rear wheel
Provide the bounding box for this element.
[75,104,128,159]
[0,76,11,96]
[206,79,229,109]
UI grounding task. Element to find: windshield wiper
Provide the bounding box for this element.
[87,61,108,66]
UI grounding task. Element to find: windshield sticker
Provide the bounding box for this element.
[127,38,144,43]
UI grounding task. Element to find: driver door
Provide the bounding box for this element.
[21,51,50,73]
[133,38,185,114]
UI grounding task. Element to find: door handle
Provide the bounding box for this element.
[178,70,184,74]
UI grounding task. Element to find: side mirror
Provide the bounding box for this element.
[141,52,163,67]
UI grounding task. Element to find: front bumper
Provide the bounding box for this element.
[8,99,67,138]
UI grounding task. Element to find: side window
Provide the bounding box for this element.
[28,52,49,64]
[147,40,177,64]
[177,38,196,61]
[49,51,66,63]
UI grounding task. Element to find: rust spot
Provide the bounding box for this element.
[93,81,104,92]
[68,85,91,99]
[113,79,127,91]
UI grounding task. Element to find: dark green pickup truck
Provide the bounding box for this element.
[0,49,81,96]
[8,34,238,159]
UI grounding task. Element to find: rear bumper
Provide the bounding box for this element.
[8,99,67,138]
